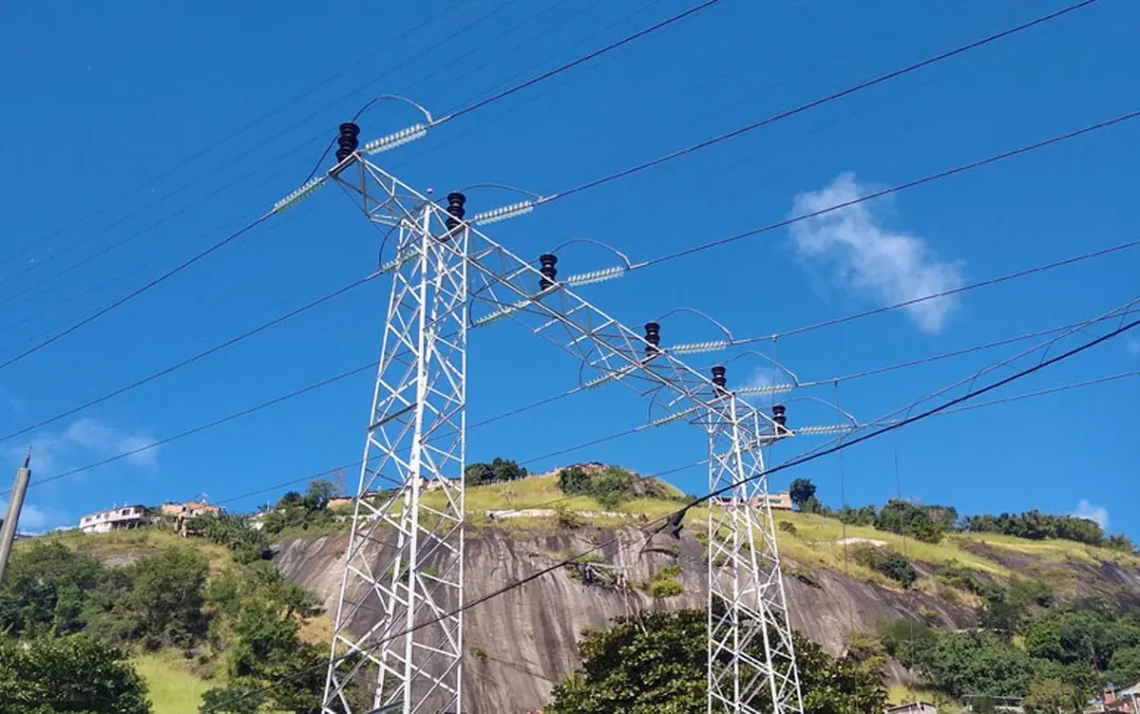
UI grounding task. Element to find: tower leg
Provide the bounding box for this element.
[707,396,803,714]
[323,203,468,714]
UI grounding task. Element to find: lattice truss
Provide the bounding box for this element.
[322,160,468,714]
[318,146,806,713]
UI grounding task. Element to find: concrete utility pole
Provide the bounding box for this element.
[0,450,32,585]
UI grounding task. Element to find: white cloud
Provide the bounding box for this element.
[1072,499,1109,530]
[8,417,158,477]
[0,500,65,533]
[789,173,966,334]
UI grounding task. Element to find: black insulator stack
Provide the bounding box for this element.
[711,365,728,394]
[643,322,661,355]
[443,192,467,239]
[539,253,558,290]
[335,122,360,162]
[772,403,788,434]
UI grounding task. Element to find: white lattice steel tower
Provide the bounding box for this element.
[706,386,803,714]
[296,119,804,713]
[320,123,468,714]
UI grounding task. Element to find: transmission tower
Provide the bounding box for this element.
[321,123,468,714]
[308,120,803,713]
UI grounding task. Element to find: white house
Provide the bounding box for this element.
[79,505,150,534]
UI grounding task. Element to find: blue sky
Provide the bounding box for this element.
[0,0,1137,538]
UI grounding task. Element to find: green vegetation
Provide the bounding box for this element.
[1,515,330,713]
[188,512,270,564]
[877,592,1140,704]
[0,634,152,713]
[465,457,528,487]
[851,546,917,589]
[556,464,676,510]
[547,608,886,713]
[964,511,1106,546]
[789,477,818,512]
[133,653,213,714]
[793,477,1136,552]
[639,565,684,598]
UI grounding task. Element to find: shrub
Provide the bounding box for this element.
[853,546,917,589]
[640,565,684,598]
[778,520,797,535]
[556,464,659,509]
[465,458,528,487]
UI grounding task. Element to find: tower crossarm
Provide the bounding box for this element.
[332,154,788,437]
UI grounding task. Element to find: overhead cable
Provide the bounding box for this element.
[201,311,1138,712]
[0,272,377,443]
[532,0,1101,207]
[0,213,276,373]
[4,360,378,496]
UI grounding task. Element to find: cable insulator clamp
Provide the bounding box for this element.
[363,124,428,154]
[471,201,535,226]
[274,177,325,213]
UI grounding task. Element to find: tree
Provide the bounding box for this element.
[465,457,528,487]
[788,478,817,512]
[127,548,209,647]
[305,479,339,508]
[546,609,886,713]
[978,590,1025,641]
[919,630,1037,698]
[0,634,151,714]
[1108,646,1140,687]
[0,541,105,636]
[1023,678,1083,714]
[191,512,270,563]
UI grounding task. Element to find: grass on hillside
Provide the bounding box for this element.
[133,651,213,714]
[432,474,1140,592]
[36,527,233,573]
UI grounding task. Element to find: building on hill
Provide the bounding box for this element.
[159,500,221,537]
[1088,682,1140,713]
[79,505,150,534]
[160,500,220,518]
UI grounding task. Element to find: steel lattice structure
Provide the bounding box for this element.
[314,124,803,713]
[706,396,803,713]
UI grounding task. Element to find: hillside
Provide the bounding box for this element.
[8,469,1140,714]
[275,470,1140,713]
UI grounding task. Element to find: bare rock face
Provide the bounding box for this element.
[274,527,973,714]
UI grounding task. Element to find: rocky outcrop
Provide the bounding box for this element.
[274,527,974,713]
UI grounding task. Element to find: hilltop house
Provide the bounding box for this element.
[160,500,221,537]
[1088,682,1140,713]
[160,500,221,519]
[79,505,150,534]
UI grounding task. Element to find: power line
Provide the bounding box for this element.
[203,311,1139,712]
[4,360,378,496]
[0,2,718,370]
[0,0,476,281]
[0,272,376,444]
[10,108,1133,456]
[737,233,1140,344]
[628,110,1140,270]
[534,0,1101,206]
[3,0,705,319]
[0,213,276,373]
[433,0,722,126]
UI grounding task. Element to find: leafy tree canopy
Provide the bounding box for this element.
[547,609,886,714]
[0,634,151,714]
[788,478,817,511]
